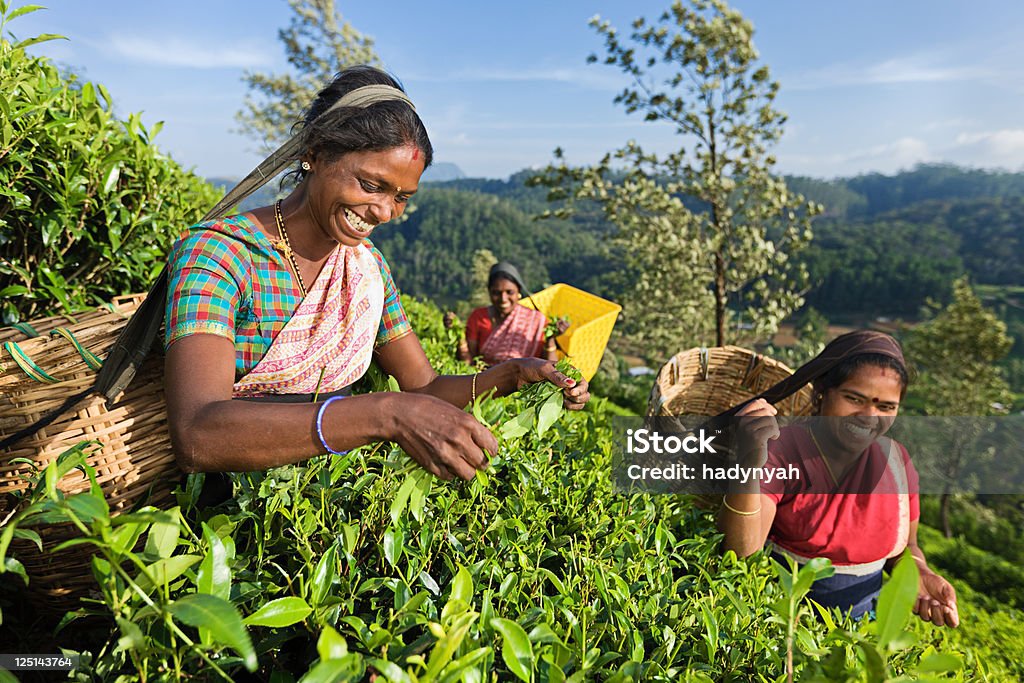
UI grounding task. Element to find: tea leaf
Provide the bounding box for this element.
[245,597,313,628]
[451,565,473,605]
[875,552,918,650]
[536,391,563,438]
[169,594,257,671]
[316,625,348,660]
[491,618,534,682]
[197,522,231,600]
[310,545,338,607]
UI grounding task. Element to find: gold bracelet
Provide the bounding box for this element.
[721,496,761,516]
[471,372,478,404]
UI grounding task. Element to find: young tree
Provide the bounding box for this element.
[906,277,1014,537]
[469,248,499,309]
[236,0,380,148]
[532,0,819,359]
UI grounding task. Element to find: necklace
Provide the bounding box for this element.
[808,426,841,488]
[273,200,306,296]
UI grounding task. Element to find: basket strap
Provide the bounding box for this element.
[12,322,41,338]
[50,327,104,370]
[2,341,59,383]
[1,327,105,383]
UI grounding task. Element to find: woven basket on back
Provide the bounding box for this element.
[0,294,179,609]
[646,346,813,508]
[647,345,813,419]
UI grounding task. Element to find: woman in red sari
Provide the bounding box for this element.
[446,263,565,367]
[717,332,959,626]
[163,67,589,481]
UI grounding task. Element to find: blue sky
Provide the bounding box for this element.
[10,1,1024,181]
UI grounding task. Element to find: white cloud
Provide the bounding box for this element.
[946,129,1024,168]
[104,34,271,69]
[408,66,626,91]
[789,54,989,90]
[779,137,934,177]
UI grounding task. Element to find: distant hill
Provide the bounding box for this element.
[205,163,1022,323]
[206,160,468,211]
[421,162,465,182]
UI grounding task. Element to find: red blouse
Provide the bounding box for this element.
[762,425,920,568]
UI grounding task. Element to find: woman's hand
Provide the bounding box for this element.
[390,393,498,481]
[734,398,780,468]
[915,570,959,628]
[512,358,590,410]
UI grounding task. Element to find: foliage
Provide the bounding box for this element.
[0,4,220,322]
[761,306,828,369]
[904,277,1013,414]
[904,278,1013,537]
[530,0,820,357]
[2,295,1003,681]
[372,187,615,307]
[587,350,650,415]
[236,0,380,149]
[915,524,1024,610]
[469,248,498,310]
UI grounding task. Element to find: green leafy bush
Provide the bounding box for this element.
[1,296,1002,681]
[0,3,219,322]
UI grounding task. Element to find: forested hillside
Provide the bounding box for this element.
[369,164,1022,322]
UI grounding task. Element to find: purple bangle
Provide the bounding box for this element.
[316,396,348,455]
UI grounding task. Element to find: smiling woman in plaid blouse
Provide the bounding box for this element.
[163,66,589,481]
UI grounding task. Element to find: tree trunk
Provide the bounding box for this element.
[714,252,726,346]
[940,486,953,539]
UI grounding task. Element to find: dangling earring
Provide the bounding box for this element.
[301,161,311,172]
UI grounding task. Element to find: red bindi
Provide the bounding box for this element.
[412,148,419,160]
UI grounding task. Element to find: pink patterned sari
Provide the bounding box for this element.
[479,304,547,365]
[232,245,384,398]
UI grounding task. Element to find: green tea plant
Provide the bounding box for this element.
[0,2,220,322]
[0,300,1002,681]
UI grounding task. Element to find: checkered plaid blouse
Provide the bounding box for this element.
[165,215,411,380]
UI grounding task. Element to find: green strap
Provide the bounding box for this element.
[11,322,41,338]
[50,327,103,370]
[2,341,60,383]
[1,328,104,383]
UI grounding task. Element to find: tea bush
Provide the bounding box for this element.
[0,3,220,322]
[0,295,1002,681]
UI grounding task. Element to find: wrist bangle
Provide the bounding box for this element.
[721,496,760,516]
[316,396,349,455]
[471,372,478,404]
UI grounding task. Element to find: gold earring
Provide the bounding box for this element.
[301,161,311,171]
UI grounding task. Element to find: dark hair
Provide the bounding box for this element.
[487,262,528,294]
[488,273,522,294]
[813,353,911,402]
[291,65,432,181]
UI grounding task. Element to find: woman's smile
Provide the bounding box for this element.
[342,207,375,236]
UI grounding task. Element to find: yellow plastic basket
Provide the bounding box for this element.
[520,284,621,381]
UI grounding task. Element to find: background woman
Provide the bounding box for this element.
[163,66,589,481]
[717,331,959,626]
[445,262,566,366]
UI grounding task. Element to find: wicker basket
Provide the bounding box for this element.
[647,345,813,419]
[519,284,621,382]
[646,346,813,508]
[0,295,179,608]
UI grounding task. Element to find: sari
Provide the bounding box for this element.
[475,304,547,365]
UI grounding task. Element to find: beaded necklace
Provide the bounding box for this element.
[272,200,307,296]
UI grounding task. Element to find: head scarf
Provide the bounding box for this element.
[714,330,906,420]
[488,262,529,294]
